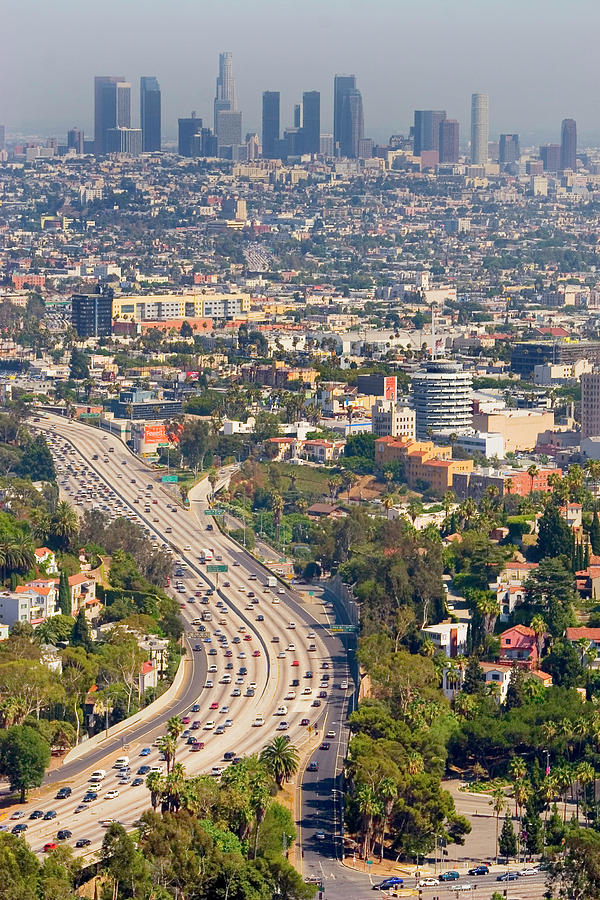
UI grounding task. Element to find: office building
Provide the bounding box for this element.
[320,133,334,157]
[111,390,182,422]
[333,74,356,152]
[439,119,459,163]
[0,125,4,151]
[284,127,302,158]
[67,128,84,154]
[71,287,113,339]
[499,133,520,165]
[140,76,161,152]
[540,143,561,173]
[561,118,577,171]
[301,90,320,155]
[413,110,446,156]
[106,127,142,156]
[371,400,416,439]
[294,104,302,129]
[94,76,129,155]
[581,372,600,439]
[178,113,203,156]
[262,91,280,159]
[412,362,472,439]
[470,92,489,165]
[216,109,242,159]
[214,51,237,141]
[339,88,364,158]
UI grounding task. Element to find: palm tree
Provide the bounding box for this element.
[406,499,421,526]
[530,614,547,660]
[271,492,284,544]
[585,460,600,497]
[146,771,165,811]
[575,761,595,824]
[376,777,397,861]
[165,762,187,812]
[442,490,455,518]
[381,492,397,518]
[527,464,539,495]
[489,787,507,864]
[156,734,177,775]
[355,783,381,861]
[476,594,500,635]
[259,736,299,787]
[166,715,184,742]
[208,469,218,499]
[50,501,78,549]
[553,764,574,822]
[327,475,342,500]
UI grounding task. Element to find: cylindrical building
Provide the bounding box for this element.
[412,362,473,439]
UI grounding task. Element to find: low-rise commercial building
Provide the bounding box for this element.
[471,408,555,452]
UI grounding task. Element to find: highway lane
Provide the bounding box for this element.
[20,414,347,860]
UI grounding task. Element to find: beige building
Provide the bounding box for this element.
[472,409,554,452]
[112,292,251,322]
[371,400,416,439]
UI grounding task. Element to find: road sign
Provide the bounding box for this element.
[330,625,359,634]
[204,509,224,516]
[207,564,228,573]
[308,591,315,597]
[161,475,178,483]
[366,860,373,866]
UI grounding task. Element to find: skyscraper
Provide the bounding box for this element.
[339,88,364,158]
[294,104,302,129]
[560,118,577,171]
[499,134,520,166]
[302,91,320,155]
[94,76,130,155]
[178,113,203,157]
[140,76,161,152]
[71,287,113,339]
[106,128,142,156]
[0,125,5,152]
[540,144,561,173]
[214,52,237,137]
[438,119,459,163]
[412,362,473,439]
[216,110,242,159]
[470,92,489,165]
[333,75,356,152]
[262,91,280,159]
[67,128,84,154]
[413,110,446,156]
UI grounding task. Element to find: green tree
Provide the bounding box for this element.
[260,736,299,787]
[58,572,71,617]
[69,348,89,381]
[505,664,526,710]
[499,814,517,861]
[0,725,50,802]
[70,608,92,652]
[17,435,56,482]
[591,512,600,556]
[525,557,577,638]
[548,826,600,900]
[537,502,573,562]
[462,656,485,694]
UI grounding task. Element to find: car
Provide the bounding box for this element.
[220,705,230,714]
[292,660,299,667]
[496,872,519,882]
[312,699,322,707]
[214,725,225,734]
[56,787,72,799]
[253,716,265,727]
[43,842,57,852]
[287,622,296,629]
[302,687,312,695]
[305,670,313,678]
[43,810,57,820]
[277,721,289,731]
[439,871,460,881]
[372,877,404,891]
[10,811,25,820]
[29,810,44,819]
[256,615,264,622]
[318,690,327,699]
[315,830,326,841]
[307,761,319,772]
[467,865,489,876]
[140,747,151,756]
[205,680,214,688]
[418,878,439,887]
[518,867,539,876]
[232,688,241,697]
[83,792,98,803]
[224,718,233,727]
[341,680,349,689]
[11,824,27,834]
[105,789,120,800]
[204,721,215,730]
[138,765,150,775]
[223,751,236,760]
[300,718,310,726]
[191,704,201,713]
[132,778,144,786]
[182,716,191,724]
[454,884,473,892]
[57,829,72,840]
[320,742,330,750]
[210,701,219,710]
[291,678,300,687]
[76,838,92,848]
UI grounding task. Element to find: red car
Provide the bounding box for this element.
[252,649,261,657]
[181,716,190,724]
[43,842,57,852]
[180,603,186,609]
[210,701,219,710]
[243,634,252,641]
[291,660,300,667]
[300,718,310,726]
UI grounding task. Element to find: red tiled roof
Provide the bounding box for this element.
[566,626,600,641]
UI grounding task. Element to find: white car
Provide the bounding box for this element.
[275,706,288,716]
[276,721,289,731]
[301,687,312,696]
[253,716,265,727]
[419,879,439,887]
[183,545,191,551]
[341,681,348,690]
[287,644,295,651]
[105,789,120,800]
[204,721,215,730]
[454,885,474,893]
[518,868,539,877]
[287,622,296,629]
[272,597,280,604]
[205,680,214,688]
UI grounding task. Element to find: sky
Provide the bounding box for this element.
[2,0,600,146]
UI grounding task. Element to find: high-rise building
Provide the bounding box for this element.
[214,52,237,137]
[0,125,4,151]
[470,92,489,165]
[499,133,520,165]
[412,362,473,439]
[262,91,280,159]
[371,400,416,439]
[178,113,203,156]
[540,143,561,173]
[581,372,600,438]
[333,74,356,152]
[320,134,334,157]
[106,127,142,156]
[560,118,577,171]
[216,109,242,159]
[71,288,113,339]
[94,76,129,155]
[67,128,84,154]
[413,110,446,156]
[302,91,320,155]
[439,119,459,163]
[140,76,161,152]
[339,88,364,158]
[294,104,302,129]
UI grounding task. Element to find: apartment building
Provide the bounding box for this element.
[371,399,416,439]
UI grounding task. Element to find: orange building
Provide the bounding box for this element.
[374,437,473,492]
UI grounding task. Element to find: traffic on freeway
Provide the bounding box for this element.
[18,412,352,862]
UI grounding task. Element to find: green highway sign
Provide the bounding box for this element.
[308,591,315,597]
[207,564,228,573]
[330,625,359,634]
[161,475,178,483]
[205,509,224,515]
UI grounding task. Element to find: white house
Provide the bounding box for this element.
[421,622,469,658]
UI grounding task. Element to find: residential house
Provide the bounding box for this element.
[303,439,345,463]
[565,626,600,668]
[492,561,538,622]
[442,660,552,702]
[499,624,539,668]
[138,660,158,694]
[34,547,58,575]
[67,573,98,617]
[421,622,468,658]
[306,503,347,520]
[575,566,600,601]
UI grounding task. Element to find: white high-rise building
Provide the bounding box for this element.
[412,362,472,439]
[470,92,489,166]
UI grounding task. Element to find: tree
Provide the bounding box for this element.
[260,737,299,787]
[101,821,148,897]
[179,420,212,474]
[499,814,517,861]
[0,725,50,802]
[523,799,544,855]
[60,646,96,747]
[49,502,78,550]
[17,435,56,482]
[57,572,71,617]
[70,608,92,652]
[537,502,573,562]
[489,787,507,864]
[548,826,600,900]
[591,512,600,556]
[525,557,577,638]
[505,664,526,709]
[69,348,89,381]
[462,656,484,695]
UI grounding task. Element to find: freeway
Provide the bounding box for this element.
[17,414,350,866]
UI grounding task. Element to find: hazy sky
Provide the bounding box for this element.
[3,0,600,146]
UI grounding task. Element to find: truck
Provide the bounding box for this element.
[267,576,277,588]
[199,548,214,563]
[201,611,213,622]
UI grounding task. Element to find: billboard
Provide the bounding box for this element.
[384,376,397,401]
[143,424,168,445]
